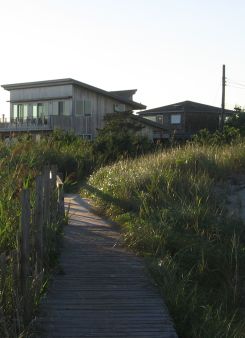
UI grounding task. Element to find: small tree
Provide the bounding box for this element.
[192,126,240,145]
[93,112,152,164]
[226,109,245,136]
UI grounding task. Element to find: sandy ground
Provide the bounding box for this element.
[225,178,245,221]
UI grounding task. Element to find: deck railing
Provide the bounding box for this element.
[0,115,93,134]
[0,118,52,132]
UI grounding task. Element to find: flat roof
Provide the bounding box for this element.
[1,78,146,110]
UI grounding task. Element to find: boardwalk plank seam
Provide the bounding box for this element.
[35,194,178,338]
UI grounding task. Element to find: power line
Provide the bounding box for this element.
[226,84,245,90]
[226,78,245,87]
[227,82,245,88]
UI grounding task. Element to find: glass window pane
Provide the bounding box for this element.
[114,104,125,112]
[37,103,43,118]
[13,105,18,119]
[43,103,48,116]
[17,105,23,119]
[145,116,156,122]
[33,104,37,118]
[28,104,33,118]
[64,101,71,115]
[156,115,163,124]
[58,101,64,116]
[23,105,28,119]
[171,114,181,124]
[76,100,84,115]
[84,100,92,116]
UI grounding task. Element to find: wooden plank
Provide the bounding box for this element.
[43,166,50,227]
[20,189,31,324]
[36,195,178,338]
[57,176,64,219]
[50,165,58,223]
[34,175,44,273]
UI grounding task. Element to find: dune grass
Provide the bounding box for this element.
[0,134,93,337]
[83,142,245,338]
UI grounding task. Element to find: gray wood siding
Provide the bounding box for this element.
[7,84,136,138]
[10,85,73,101]
[73,86,133,137]
[50,116,92,135]
[137,124,154,141]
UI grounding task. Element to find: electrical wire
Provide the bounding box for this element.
[226,78,245,88]
[226,84,245,90]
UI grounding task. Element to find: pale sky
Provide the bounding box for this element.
[0,0,245,119]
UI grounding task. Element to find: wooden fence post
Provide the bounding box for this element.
[43,166,50,227]
[0,254,9,338]
[50,165,58,223]
[34,175,44,273]
[56,175,64,219]
[20,189,31,324]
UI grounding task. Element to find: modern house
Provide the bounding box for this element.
[0,78,147,139]
[138,100,235,140]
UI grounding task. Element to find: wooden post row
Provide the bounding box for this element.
[20,189,31,324]
[43,166,50,226]
[56,175,64,218]
[50,165,58,223]
[34,175,44,274]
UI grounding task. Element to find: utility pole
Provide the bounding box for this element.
[220,64,226,131]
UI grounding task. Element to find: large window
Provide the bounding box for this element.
[17,104,24,119]
[13,104,18,119]
[84,101,92,116]
[156,115,164,124]
[76,100,92,116]
[23,105,28,119]
[37,103,43,117]
[145,116,156,122]
[33,104,38,118]
[171,114,181,124]
[114,103,125,113]
[12,103,48,120]
[36,103,48,118]
[28,104,33,118]
[76,101,84,115]
[58,101,64,116]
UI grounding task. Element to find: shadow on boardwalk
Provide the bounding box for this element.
[82,183,139,212]
[34,194,178,338]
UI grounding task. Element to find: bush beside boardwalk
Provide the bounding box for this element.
[83,142,245,338]
[0,134,87,337]
[0,127,152,337]
[0,153,65,336]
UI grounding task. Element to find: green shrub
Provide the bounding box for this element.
[192,126,240,145]
[93,112,153,164]
[226,111,245,136]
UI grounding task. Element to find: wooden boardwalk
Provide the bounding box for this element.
[36,194,178,338]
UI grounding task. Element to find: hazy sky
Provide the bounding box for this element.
[0,0,245,119]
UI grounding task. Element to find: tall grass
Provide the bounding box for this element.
[0,134,93,337]
[83,142,245,338]
[0,129,154,336]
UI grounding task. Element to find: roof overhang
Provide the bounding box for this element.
[9,96,73,103]
[138,100,235,115]
[2,78,146,110]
